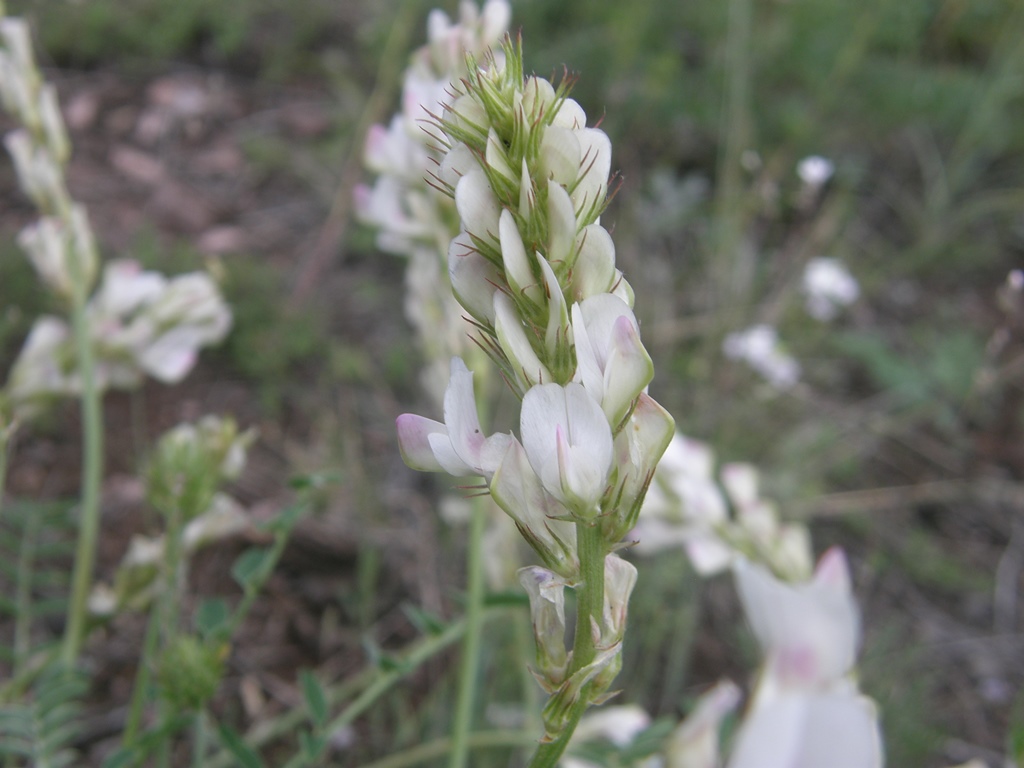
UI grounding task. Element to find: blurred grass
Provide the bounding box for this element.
[1,0,1022,764]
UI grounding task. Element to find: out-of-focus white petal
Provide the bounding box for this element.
[734,548,860,688]
[727,689,882,768]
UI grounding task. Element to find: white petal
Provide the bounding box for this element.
[728,690,882,768]
[455,168,500,242]
[573,128,611,219]
[521,383,613,513]
[494,293,550,386]
[448,232,500,324]
[570,224,616,300]
[539,126,581,186]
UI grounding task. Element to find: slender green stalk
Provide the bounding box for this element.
[710,0,753,312]
[0,424,11,524]
[526,522,607,768]
[60,294,104,668]
[123,605,162,745]
[192,709,210,766]
[448,497,488,768]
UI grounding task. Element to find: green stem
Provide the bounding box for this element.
[60,294,104,668]
[448,496,488,768]
[0,423,11,524]
[123,604,162,745]
[710,0,753,311]
[525,521,607,768]
[192,709,210,766]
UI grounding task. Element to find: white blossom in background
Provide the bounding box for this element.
[357,0,511,404]
[664,680,741,768]
[7,259,231,419]
[723,324,801,390]
[561,705,656,768]
[796,155,834,190]
[634,432,812,580]
[802,256,859,321]
[727,549,883,768]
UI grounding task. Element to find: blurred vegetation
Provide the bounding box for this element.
[0,0,1021,764]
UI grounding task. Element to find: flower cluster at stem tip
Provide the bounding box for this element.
[396,36,675,738]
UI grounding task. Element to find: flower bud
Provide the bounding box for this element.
[518,566,570,691]
[157,636,226,711]
[571,294,653,427]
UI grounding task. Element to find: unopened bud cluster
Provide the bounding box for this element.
[0,15,96,300]
[397,38,674,740]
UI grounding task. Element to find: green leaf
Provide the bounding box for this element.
[401,603,448,636]
[216,724,265,768]
[195,597,231,639]
[299,670,329,728]
[299,730,326,759]
[231,548,273,590]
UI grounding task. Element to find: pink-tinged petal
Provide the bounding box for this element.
[443,357,511,476]
[137,328,201,382]
[396,413,448,472]
[363,123,390,171]
[734,552,860,688]
[721,462,760,509]
[814,546,852,592]
[602,314,654,425]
